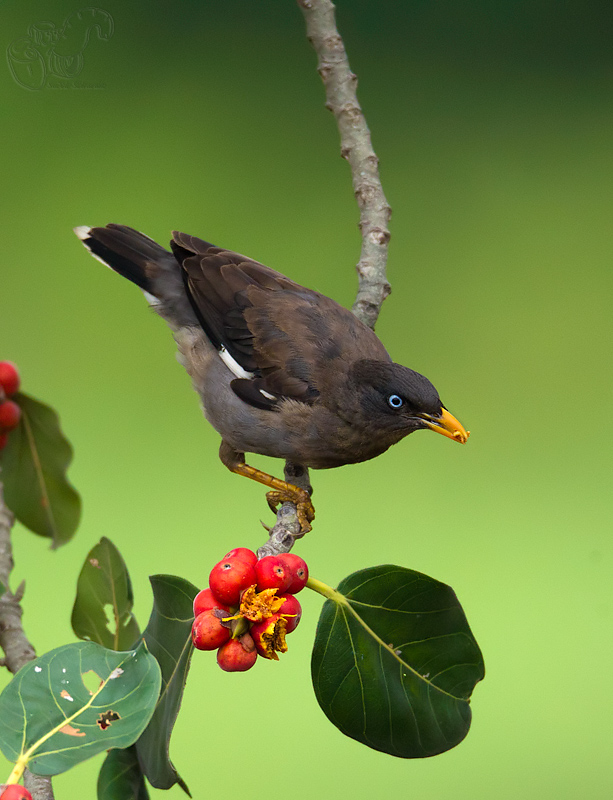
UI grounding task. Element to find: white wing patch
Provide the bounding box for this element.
[218,346,254,379]
[219,347,278,401]
[142,290,160,306]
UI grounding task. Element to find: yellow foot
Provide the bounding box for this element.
[266,487,315,534]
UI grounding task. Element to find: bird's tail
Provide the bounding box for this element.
[73,224,172,294]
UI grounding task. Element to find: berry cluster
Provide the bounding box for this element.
[0,785,32,800]
[192,547,308,672]
[0,362,21,451]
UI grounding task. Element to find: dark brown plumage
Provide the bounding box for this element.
[75,224,469,530]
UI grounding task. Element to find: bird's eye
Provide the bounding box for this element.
[387,394,403,409]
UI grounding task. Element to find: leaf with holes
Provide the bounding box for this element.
[97,745,150,800]
[310,566,485,758]
[0,392,81,547]
[72,537,140,651]
[135,574,198,796]
[0,640,161,776]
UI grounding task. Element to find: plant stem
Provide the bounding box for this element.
[0,471,55,800]
[6,758,26,786]
[306,576,345,603]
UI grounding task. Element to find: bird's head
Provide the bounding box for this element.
[349,360,469,443]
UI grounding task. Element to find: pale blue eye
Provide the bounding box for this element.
[388,394,403,409]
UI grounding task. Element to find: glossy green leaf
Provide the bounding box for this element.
[0,392,81,547]
[97,745,150,800]
[72,537,140,651]
[311,566,485,758]
[136,575,198,796]
[0,640,161,776]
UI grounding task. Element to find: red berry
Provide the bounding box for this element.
[0,362,20,396]
[0,433,8,451]
[223,547,258,566]
[277,593,302,633]
[217,635,258,672]
[0,786,33,800]
[209,557,257,606]
[193,588,231,617]
[191,609,231,651]
[254,555,292,593]
[0,401,20,433]
[279,553,309,593]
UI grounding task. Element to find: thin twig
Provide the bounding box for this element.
[258,0,393,555]
[0,479,36,672]
[298,0,392,330]
[256,463,312,558]
[0,473,55,800]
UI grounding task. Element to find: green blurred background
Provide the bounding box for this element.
[1,0,612,797]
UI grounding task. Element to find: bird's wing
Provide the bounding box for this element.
[171,231,389,410]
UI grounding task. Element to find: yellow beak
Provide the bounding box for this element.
[421,408,470,444]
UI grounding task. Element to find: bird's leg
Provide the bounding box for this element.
[219,442,315,533]
[284,461,313,497]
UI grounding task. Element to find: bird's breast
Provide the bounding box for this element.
[269,399,401,469]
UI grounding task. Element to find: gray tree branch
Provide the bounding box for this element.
[258,0,393,555]
[0,473,55,800]
[256,462,312,558]
[298,0,392,330]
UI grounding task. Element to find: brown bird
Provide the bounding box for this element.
[75,224,469,531]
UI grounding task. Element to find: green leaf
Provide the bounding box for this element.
[0,392,81,547]
[97,745,150,800]
[0,579,6,595]
[0,640,161,776]
[72,537,140,651]
[136,574,198,796]
[311,566,485,758]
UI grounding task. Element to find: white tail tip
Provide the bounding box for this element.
[73,226,92,240]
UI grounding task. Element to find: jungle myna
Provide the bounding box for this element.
[75,224,469,531]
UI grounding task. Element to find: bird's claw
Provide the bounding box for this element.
[266,487,315,534]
